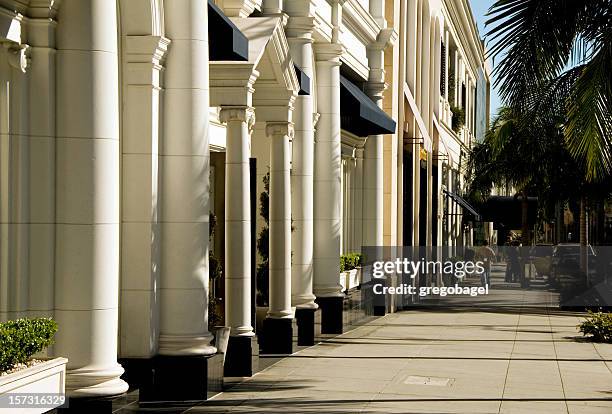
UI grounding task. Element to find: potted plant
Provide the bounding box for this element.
[339,255,348,292]
[340,253,364,291]
[0,318,67,413]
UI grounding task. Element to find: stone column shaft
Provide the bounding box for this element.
[221,106,255,337]
[54,0,128,397]
[267,122,293,319]
[313,43,344,298]
[120,35,169,359]
[159,0,215,356]
[363,78,385,248]
[287,18,317,309]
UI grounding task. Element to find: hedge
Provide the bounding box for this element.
[340,253,364,272]
[0,317,58,372]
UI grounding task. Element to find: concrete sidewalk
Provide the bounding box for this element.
[187,266,612,413]
[187,309,612,413]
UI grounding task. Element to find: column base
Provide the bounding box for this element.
[134,354,223,403]
[260,317,294,355]
[316,296,344,334]
[295,308,316,346]
[224,335,259,377]
[56,396,114,413]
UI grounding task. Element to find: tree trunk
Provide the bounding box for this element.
[579,195,589,285]
[521,191,530,246]
[579,196,588,246]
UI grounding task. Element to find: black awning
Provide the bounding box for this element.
[340,75,396,137]
[479,196,537,229]
[294,64,311,95]
[443,189,481,221]
[208,0,248,61]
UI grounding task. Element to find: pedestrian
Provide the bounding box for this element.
[476,240,496,287]
[506,241,520,283]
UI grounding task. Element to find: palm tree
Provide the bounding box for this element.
[467,107,537,245]
[485,0,612,182]
[466,107,582,245]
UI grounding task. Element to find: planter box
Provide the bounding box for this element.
[347,268,361,290]
[0,357,68,413]
[339,272,348,292]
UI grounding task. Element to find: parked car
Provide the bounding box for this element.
[529,244,554,278]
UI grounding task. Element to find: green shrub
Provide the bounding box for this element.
[578,311,612,343]
[0,317,58,372]
[340,253,364,272]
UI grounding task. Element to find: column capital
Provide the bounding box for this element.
[286,16,316,41]
[314,42,344,63]
[216,0,260,18]
[219,106,256,130]
[125,35,170,65]
[355,148,365,159]
[365,81,386,103]
[266,121,294,139]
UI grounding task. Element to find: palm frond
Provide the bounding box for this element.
[565,42,612,180]
[485,0,588,107]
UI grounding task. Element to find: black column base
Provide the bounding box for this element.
[260,317,293,355]
[135,353,223,403]
[224,335,258,377]
[316,296,344,334]
[295,308,316,346]
[56,396,114,413]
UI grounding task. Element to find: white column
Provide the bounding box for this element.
[27,14,56,322]
[54,0,128,396]
[266,122,294,319]
[159,0,215,356]
[313,43,344,298]
[363,72,385,248]
[220,106,255,337]
[354,148,365,250]
[120,36,169,358]
[287,18,317,309]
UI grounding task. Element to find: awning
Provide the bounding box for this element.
[479,196,538,229]
[294,64,311,96]
[340,75,396,137]
[208,0,248,61]
[443,189,481,220]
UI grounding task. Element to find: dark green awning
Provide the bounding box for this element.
[443,189,481,221]
[340,75,396,137]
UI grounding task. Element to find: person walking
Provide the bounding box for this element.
[476,240,496,287]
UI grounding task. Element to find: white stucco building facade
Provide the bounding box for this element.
[0,0,487,407]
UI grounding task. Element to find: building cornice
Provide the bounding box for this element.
[443,0,487,79]
[342,0,380,45]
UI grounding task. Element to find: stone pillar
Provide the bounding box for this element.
[146,1,218,402]
[262,122,294,354]
[287,17,317,346]
[54,0,128,397]
[354,148,365,250]
[313,42,344,334]
[120,35,169,359]
[363,82,385,248]
[159,0,215,358]
[27,10,57,323]
[220,106,256,375]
